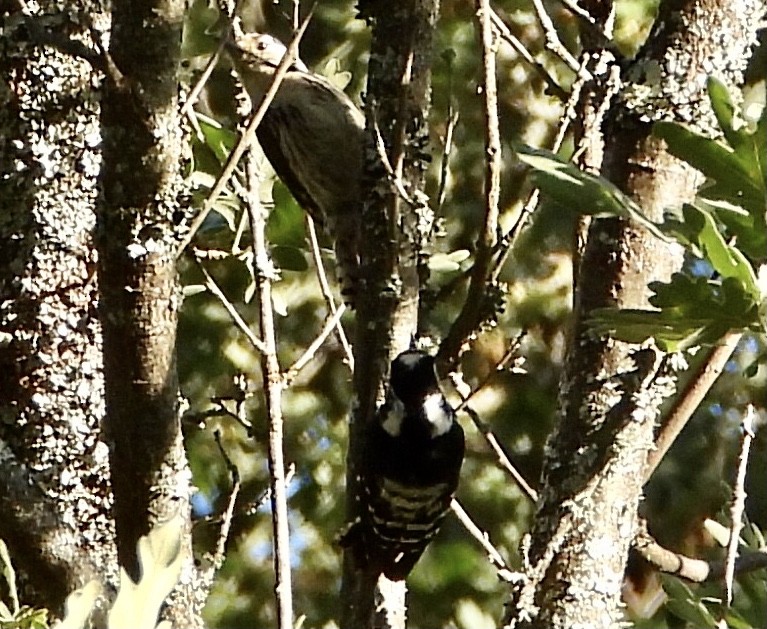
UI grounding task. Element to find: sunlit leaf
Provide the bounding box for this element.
[518,146,670,242]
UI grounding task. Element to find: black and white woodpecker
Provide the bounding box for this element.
[226,33,365,302]
[345,349,465,580]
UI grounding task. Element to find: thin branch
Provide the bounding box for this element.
[283,305,347,385]
[454,332,526,413]
[438,0,502,365]
[477,0,501,258]
[244,463,297,516]
[447,339,538,504]
[306,217,354,370]
[435,109,459,216]
[180,0,239,119]
[372,116,416,207]
[490,75,584,283]
[528,0,590,78]
[557,0,595,25]
[464,406,538,502]
[209,430,241,574]
[644,332,742,482]
[451,498,516,582]
[244,151,293,629]
[726,405,756,606]
[489,10,568,100]
[177,5,316,258]
[194,257,268,354]
[633,519,767,583]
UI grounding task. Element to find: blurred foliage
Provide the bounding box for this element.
[177,0,766,627]
[0,540,49,629]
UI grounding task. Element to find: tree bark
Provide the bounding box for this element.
[0,1,117,615]
[341,1,440,627]
[506,1,765,627]
[97,0,203,624]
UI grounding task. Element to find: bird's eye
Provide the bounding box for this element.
[256,40,268,51]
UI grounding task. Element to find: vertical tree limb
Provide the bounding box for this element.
[439,0,501,365]
[341,1,440,627]
[0,2,116,614]
[244,152,294,629]
[98,0,203,624]
[505,1,765,627]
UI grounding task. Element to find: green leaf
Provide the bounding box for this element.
[196,114,237,165]
[707,76,740,149]
[321,58,353,91]
[662,576,719,628]
[272,245,309,272]
[518,146,671,242]
[108,516,184,629]
[588,264,760,350]
[688,205,759,296]
[60,580,101,629]
[654,121,761,206]
[181,0,221,59]
[267,183,308,247]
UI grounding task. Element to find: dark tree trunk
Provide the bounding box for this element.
[341,1,440,627]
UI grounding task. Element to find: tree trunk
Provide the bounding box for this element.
[506,1,765,627]
[341,0,440,627]
[0,1,117,615]
[98,0,204,625]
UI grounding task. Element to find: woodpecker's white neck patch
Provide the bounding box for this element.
[381,398,405,437]
[380,394,453,438]
[423,393,453,438]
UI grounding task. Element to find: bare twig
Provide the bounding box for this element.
[725,405,756,606]
[283,305,347,385]
[244,463,297,516]
[557,0,596,25]
[244,151,293,629]
[209,430,241,573]
[454,332,526,413]
[644,332,742,481]
[177,5,316,258]
[490,75,584,283]
[438,0,502,365]
[372,117,416,207]
[194,258,268,354]
[436,109,459,216]
[528,0,590,78]
[489,10,567,100]
[464,406,538,502]
[447,338,538,504]
[180,0,241,119]
[306,217,354,369]
[633,519,767,583]
[451,498,515,581]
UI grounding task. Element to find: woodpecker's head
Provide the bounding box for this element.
[389,350,440,407]
[227,33,309,98]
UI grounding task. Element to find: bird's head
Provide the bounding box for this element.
[389,350,439,407]
[226,33,309,92]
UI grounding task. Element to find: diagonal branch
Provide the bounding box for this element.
[643,332,742,482]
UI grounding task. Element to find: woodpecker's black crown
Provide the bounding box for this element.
[389,350,439,407]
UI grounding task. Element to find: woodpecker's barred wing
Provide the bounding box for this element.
[359,416,465,580]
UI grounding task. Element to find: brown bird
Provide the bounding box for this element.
[227,33,365,304]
